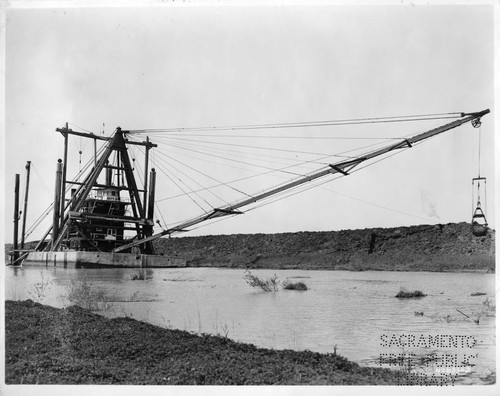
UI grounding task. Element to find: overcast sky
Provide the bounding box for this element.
[3,2,495,244]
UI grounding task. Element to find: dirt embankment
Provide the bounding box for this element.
[5,300,402,385]
[154,222,495,272]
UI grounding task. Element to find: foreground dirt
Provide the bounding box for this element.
[154,222,495,272]
[5,300,403,385]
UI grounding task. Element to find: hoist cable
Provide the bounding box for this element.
[131,139,235,206]
[149,156,211,214]
[149,133,404,140]
[152,147,254,200]
[150,134,395,159]
[162,141,306,177]
[128,112,462,134]
[155,134,333,167]
[152,150,229,208]
[25,142,109,240]
[129,147,166,233]
[159,138,321,175]
[478,125,482,179]
[150,138,396,204]
[160,130,395,159]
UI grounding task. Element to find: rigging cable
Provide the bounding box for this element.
[161,140,306,177]
[150,152,224,209]
[151,138,395,204]
[245,140,418,214]
[473,124,486,218]
[151,146,254,201]
[128,112,463,134]
[147,151,212,214]
[149,134,397,159]
[155,135,331,168]
[127,123,431,230]
[24,143,108,240]
[133,142,226,213]
[153,130,395,173]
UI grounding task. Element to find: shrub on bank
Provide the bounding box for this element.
[243,270,280,292]
[243,271,309,292]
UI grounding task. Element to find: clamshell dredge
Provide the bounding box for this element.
[12,125,186,267]
[9,109,491,267]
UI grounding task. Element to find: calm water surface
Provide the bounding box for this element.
[5,267,495,383]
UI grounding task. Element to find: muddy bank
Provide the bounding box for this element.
[154,222,495,272]
[5,222,494,272]
[5,300,403,385]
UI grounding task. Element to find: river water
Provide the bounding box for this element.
[5,266,496,384]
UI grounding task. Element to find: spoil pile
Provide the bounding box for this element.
[154,222,495,272]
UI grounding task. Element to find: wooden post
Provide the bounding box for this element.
[147,168,156,220]
[13,174,20,262]
[145,168,156,254]
[52,159,63,248]
[60,123,68,225]
[71,188,77,210]
[143,136,150,217]
[105,162,112,186]
[20,161,31,249]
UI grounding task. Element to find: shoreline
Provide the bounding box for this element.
[184,265,494,274]
[6,262,494,273]
[5,299,405,385]
[5,222,495,273]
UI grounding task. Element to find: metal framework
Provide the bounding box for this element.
[114,109,490,252]
[35,125,158,254]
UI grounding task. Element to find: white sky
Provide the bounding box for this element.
[2,1,496,243]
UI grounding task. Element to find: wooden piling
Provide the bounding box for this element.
[13,174,20,263]
[21,161,31,249]
[52,159,63,247]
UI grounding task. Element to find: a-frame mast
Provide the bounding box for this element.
[39,126,157,254]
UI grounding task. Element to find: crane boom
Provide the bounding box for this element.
[113,109,490,253]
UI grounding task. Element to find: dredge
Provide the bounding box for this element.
[9,109,490,267]
[11,125,185,267]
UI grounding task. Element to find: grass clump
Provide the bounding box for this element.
[395,288,426,298]
[243,270,280,292]
[481,297,495,316]
[63,272,110,312]
[27,272,52,303]
[282,280,308,291]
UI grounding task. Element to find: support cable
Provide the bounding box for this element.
[162,140,306,177]
[149,155,211,214]
[150,139,394,204]
[159,139,316,177]
[148,149,222,209]
[156,135,331,168]
[151,147,253,200]
[128,112,462,134]
[150,134,383,158]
